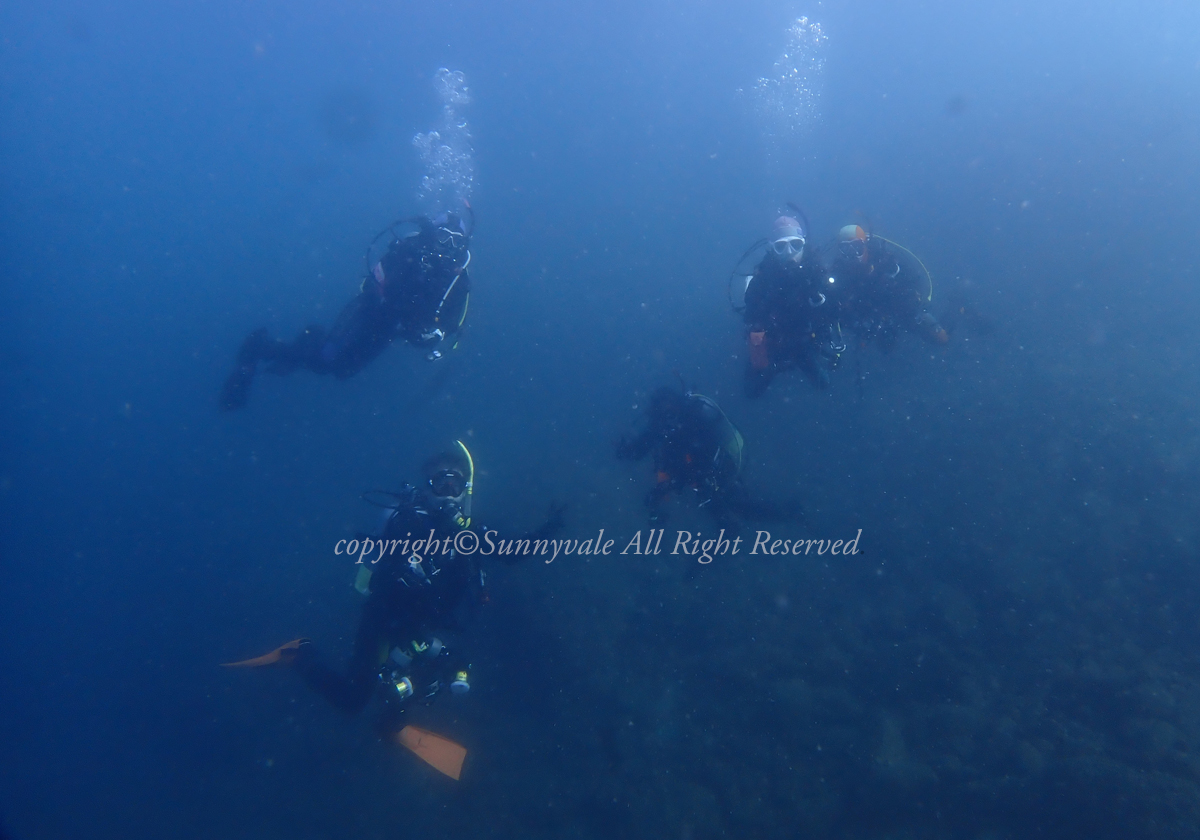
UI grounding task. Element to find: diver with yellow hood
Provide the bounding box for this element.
[225,441,564,743]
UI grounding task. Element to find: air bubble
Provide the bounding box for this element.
[748,17,828,160]
[413,69,475,212]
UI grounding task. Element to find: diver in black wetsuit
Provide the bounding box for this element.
[828,224,946,351]
[220,209,473,410]
[233,442,564,731]
[741,213,843,398]
[616,386,801,534]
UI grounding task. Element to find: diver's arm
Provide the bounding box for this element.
[525,502,566,542]
[744,259,791,329]
[615,427,657,461]
[742,267,770,328]
[423,268,470,358]
[480,503,567,566]
[401,263,469,358]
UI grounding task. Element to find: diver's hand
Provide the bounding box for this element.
[524,502,566,542]
[614,435,647,460]
[507,503,567,557]
[541,502,567,538]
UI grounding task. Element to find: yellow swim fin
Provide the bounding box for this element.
[395,725,467,780]
[221,638,309,668]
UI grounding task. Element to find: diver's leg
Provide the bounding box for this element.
[292,596,392,714]
[290,652,363,713]
[744,361,777,399]
[328,329,393,380]
[249,296,380,380]
[796,336,836,389]
[914,312,948,344]
[877,322,899,354]
[720,482,803,525]
[703,495,744,539]
[645,483,671,524]
[291,645,377,714]
[220,328,273,410]
[264,325,329,376]
[312,294,395,380]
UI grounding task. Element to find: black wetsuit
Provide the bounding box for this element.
[616,387,799,533]
[294,490,561,726]
[742,249,840,397]
[829,238,942,351]
[220,216,471,409]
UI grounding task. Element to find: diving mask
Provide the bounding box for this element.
[430,469,467,499]
[772,236,805,257]
[839,238,866,259]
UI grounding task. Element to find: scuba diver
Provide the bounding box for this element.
[615,386,801,534]
[223,441,565,775]
[736,210,844,398]
[827,224,947,351]
[219,207,474,410]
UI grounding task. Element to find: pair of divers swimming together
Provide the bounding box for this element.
[735,202,951,398]
[220,199,966,779]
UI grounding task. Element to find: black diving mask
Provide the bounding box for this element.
[840,238,867,259]
[430,470,466,499]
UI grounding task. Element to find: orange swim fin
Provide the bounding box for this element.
[221,638,309,668]
[395,725,467,780]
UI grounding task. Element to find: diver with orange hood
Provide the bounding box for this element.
[827,223,947,351]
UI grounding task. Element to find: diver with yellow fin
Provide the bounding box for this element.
[616,385,801,534]
[222,441,564,779]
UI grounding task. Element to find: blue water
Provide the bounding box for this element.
[4,1,1200,837]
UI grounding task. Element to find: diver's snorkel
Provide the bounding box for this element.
[785,202,811,238]
[452,439,474,528]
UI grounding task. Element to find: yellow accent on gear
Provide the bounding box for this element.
[453,439,474,528]
[690,393,744,474]
[875,236,934,302]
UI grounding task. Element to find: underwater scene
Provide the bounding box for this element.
[3,1,1200,838]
